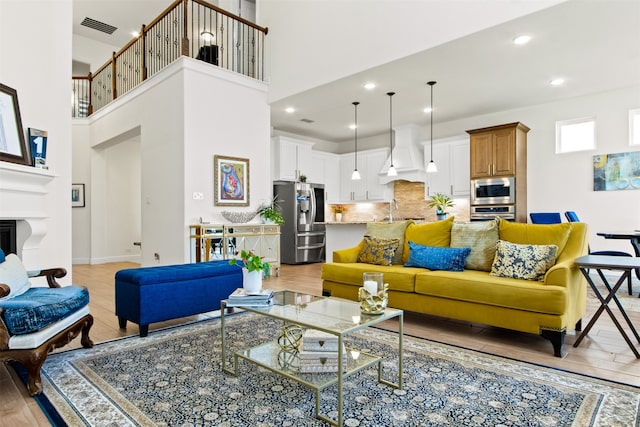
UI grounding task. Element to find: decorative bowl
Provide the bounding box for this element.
[221,210,257,223]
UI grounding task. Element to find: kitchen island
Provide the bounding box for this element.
[324,222,367,263]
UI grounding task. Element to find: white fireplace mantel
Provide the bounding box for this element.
[0,162,57,268]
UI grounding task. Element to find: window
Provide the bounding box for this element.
[556,117,596,153]
[630,108,640,146]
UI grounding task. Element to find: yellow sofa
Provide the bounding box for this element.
[321,218,589,357]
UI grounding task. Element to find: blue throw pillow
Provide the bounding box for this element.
[404,241,471,272]
[0,249,5,263]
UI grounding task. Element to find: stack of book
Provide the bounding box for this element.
[298,330,346,373]
[226,288,274,307]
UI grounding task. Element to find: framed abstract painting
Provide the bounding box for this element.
[214,155,249,206]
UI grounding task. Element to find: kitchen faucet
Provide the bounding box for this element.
[389,198,398,222]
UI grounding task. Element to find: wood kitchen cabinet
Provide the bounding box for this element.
[467,122,529,179]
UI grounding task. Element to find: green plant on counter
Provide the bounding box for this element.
[427,193,454,214]
[257,196,285,225]
[229,249,271,277]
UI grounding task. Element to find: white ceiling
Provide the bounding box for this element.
[73,0,640,144]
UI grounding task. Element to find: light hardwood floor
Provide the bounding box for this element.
[2,262,640,426]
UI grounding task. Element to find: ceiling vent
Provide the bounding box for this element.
[300,118,315,124]
[81,17,117,35]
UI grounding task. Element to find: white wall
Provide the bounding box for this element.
[0,1,73,281]
[257,0,564,103]
[72,58,270,265]
[72,34,120,72]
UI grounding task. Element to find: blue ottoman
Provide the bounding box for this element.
[115,261,242,336]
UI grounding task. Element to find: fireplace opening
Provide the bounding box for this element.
[0,220,17,255]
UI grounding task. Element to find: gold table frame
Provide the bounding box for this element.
[221,290,403,426]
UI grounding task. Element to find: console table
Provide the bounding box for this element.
[573,255,640,358]
[189,224,280,275]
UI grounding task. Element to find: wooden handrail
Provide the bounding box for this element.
[191,0,269,34]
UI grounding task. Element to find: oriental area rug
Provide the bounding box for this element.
[39,313,640,426]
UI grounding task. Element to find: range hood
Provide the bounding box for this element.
[379,124,427,184]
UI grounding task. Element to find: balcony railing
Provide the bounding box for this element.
[72,0,268,118]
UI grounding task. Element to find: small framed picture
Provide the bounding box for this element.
[28,128,48,168]
[71,183,85,208]
[214,155,250,206]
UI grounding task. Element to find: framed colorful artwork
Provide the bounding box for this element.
[214,155,249,206]
[593,151,640,191]
[0,83,30,166]
[71,183,85,208]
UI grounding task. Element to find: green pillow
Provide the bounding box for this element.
[357,235,400,266]
[490,240,558,281]
[366,220,411,265]
[450,219,499,272]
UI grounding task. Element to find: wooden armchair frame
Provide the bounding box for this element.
[0,267,93,396]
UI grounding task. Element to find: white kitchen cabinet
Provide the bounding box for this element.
[424,138,470,198]
[340,148,391,201]
[271,136,314,181]
[310,151,341,203]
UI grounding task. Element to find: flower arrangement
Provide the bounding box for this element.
[333,204,346,214]
[229,249,271,277]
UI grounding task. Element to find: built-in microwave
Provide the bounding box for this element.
[470,177,515,205]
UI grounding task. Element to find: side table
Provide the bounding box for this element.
[573,255,640,358]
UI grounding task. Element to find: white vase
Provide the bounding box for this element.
[335,213,343,222]
[242,268,263,294]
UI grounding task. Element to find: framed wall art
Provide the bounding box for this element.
[214,155,249,206]
[71,183,85,208]
[0,83,30,166]
[593,151,640,191]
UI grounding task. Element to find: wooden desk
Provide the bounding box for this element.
[597,231,640,280]
[573,255,640,358]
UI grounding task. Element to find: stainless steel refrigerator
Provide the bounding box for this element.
[274,181,326,264]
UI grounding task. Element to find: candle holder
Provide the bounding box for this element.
[359,272,388,314]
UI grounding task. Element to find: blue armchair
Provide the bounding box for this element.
[0,249,93,395]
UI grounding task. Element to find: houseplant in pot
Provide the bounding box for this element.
[257,197,285,225]
[428,193,454,220]
[229,249,271,293]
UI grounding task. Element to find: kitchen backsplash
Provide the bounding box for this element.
[326,180,470,223]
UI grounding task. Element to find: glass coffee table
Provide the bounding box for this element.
[220,290,403,427]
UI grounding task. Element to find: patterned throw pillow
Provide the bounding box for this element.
[357,236,400,266]
[450,219,499,271]
[404,241,471,272]
[366,220,412,265]
[490,240,558,281]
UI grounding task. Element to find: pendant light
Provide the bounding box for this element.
[387,92,397,177]
[426,81,438,173]
[351,102,361,180]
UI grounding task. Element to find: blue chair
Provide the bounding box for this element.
[529,212,562,224]
[564,211,635,295]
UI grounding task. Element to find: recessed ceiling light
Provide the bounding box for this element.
[513,35,531,45]
[131,31,140,38]
[349,124,357,130]
[550,78,565,86]
[364,82,376,90]
[423,107,432,113]
[285,107,295,113]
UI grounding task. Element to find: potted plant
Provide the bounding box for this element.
[333,204,345,221]
[299,174,307,182]
[229,249,271,292]
[257,197,285,225]
[427,193,454,220]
